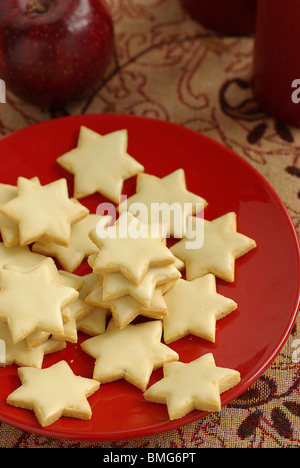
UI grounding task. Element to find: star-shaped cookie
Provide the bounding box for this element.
[3,258,84,349]
[0,177,89,247]
[56,126,144,203]
[89,212,176,285]
[33,214,111,272]
[7,360,100,427]
[144,353,241,420]
[81,320,179,391]
[0,261,79,343]
[171,212,257,282]
[163,275,237,344]
[118,169,207,237]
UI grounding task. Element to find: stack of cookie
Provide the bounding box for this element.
[85,212,181,327]
[79,211,182,391]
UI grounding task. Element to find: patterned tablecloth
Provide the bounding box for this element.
[0,0,300,449]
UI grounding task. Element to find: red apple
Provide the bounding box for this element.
[0,0,115,107]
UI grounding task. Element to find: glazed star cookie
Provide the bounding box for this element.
[171,212,257,282]
[56,126,144,203]
[0,261,79,343]
[89,212,176,285]
[33,214,111,272]
[0,177,89,247]
[7,360,100,427]
[144,353,241,420]
[3,258,83,349]
[163,275,237,344]
[118,169,207,237]
[81,320,179,391]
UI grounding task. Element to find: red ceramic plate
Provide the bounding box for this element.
[0,114,299,442]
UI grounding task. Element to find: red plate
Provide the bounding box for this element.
[0,114,299,441]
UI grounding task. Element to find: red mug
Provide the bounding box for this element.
[181,0,257,35]
[253,0,300,127]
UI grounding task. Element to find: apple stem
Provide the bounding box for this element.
[26,1,48,13]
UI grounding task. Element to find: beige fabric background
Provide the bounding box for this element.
[0,0,299,448]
